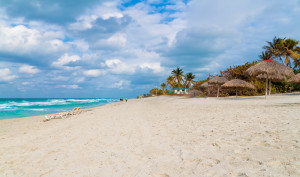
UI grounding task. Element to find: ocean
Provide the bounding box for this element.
[0,98,119,120]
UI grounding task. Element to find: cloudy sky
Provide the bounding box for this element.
[0,0,299,98]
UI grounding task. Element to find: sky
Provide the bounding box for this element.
[0,0,300,98]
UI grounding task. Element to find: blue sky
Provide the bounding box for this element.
[0,0,300,98]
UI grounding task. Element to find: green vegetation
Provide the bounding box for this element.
[263,37,300,68]
[185,73,196,88]
[171,67,184,88]
[144,37,300,97]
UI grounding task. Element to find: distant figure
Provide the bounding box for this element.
[125,98,128,102]
[120,98,124,102]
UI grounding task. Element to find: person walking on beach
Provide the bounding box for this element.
[125,98,128,102]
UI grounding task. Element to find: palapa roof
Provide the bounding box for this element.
[287,73,300,84]
[208,76,228,85]
[221,79,255,89]
[245,60,294,78]
[256,73,286,82]
[200,82,209,88]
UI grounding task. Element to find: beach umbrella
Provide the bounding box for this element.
[256,73,286,95]
[256,73,286,82]
[287,73,300,84]
[200,82,209,88]
[208,76,228,97]
[200,82,210,95]
[245,60,294,98]
[221,79,255,97]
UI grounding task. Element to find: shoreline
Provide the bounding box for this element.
[1,95,299,176]
[1,92,299,122]
[2,92,300,121]
[0,99,121,121]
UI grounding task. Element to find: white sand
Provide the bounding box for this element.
[0,95,300,177]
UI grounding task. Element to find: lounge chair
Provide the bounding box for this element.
[44,113,64,121]
[76,107,82,114]
[43,107,81,122]
[67,107,78,116]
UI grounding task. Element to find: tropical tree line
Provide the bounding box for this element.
[166,67,196,89]
[147,36,300,97]
[261,37,300,68]
[149,67,196,95]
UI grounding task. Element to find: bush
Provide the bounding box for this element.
[150,88,163,95]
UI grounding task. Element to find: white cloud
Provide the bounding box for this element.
[57,85,80,89]
[103,59,121,67]
[107,33,127,48]
[102,59,135,74]
[22,82,30,85]
[83,69,106,77]
[123,2,186,48]
[69,15,98,31]
[101,12,123,20]
[52,53,81,67]
[0,25,68,55]
[0,68,17,82]
[52,76,69,81]
[19,65,40,74]
[64,66,82,71]
[111,80,131,89]
[0,25,40,53]
[69,40,89,51]
[139,62,164,73]
[69,2,124,31]
[76,77,85,83]
[43,31,64,39]
[196,61,221,72]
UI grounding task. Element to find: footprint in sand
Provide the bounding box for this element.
[153,174,169,177]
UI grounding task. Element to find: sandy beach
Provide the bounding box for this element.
[0,95,299,177]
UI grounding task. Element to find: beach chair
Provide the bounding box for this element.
[67,107,78,116]
[76,107,82,114]
[44,113,64,121]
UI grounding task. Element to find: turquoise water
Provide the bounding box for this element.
[0,98,119,120]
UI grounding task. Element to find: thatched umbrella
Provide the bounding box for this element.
[208,76,228,97]
[245,60,294,98]
[200,82,209,88]
[200,81,211,95]
[288,73,300,84]
[221,79,255,97]
[256,73,286,95]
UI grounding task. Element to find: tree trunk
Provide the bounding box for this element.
[217,85,220,98]
[236,88,238,98]
[269,80,271,95]
[265,77,268,99]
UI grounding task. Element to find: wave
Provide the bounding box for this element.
[66,98,117,103]
[28,108,46,111]
[0,100,68,108]
[0,98,119,110]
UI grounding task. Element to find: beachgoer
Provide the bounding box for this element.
[125,98,128,102]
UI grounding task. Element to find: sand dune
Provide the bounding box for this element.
[1,95,300,177]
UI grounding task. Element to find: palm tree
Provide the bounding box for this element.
[263,36,284,61]
[166,76,175,89]
[171,67,184,88]
[281,38,300,67]
[259,51,272,61]
[161,83,166,94]
[185,72,196,88]
[295,46,300,68]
